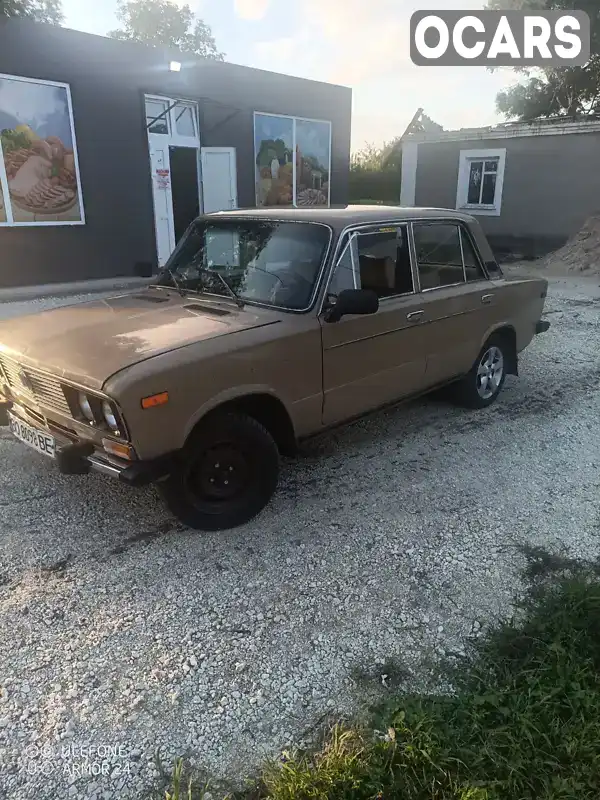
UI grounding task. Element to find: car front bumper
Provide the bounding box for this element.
[1,398,173,488]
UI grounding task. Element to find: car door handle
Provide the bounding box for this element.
[481,294,494,304]
[406,310,425,321]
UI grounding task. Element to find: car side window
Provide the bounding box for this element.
[413,223,465,290]
[460,228,486,282]
[327,238,356,298]
[356,226,414,299]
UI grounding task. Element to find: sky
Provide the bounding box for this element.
[0,80,73,145]
[60,0,521,152]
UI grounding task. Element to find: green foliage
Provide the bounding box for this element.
[226,556,600,800]
[0,128,31,152]
[488,0,600,118]
[108,0,224,60]
[153,755,214,800]
[256,139,291,169]
[0,0,63,24]
[348,170,400,205]
[162,758,211,800]
[349,141,401,205]
[351,140,401,172]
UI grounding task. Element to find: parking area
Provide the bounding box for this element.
[1,276,600,800]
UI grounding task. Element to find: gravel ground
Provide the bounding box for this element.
[1,276,600,799]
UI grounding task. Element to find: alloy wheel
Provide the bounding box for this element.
[476,345,504,400]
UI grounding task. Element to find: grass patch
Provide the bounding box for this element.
[151,756,214,800]
[160,553,600,800]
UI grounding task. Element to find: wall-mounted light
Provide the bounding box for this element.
[169,61,182,72]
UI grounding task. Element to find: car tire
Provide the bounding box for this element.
[157,411,280,531]
[451,334,508,409]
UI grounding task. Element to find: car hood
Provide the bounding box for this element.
[0,289,281,390]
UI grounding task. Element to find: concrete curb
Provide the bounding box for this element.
[0,275,158,304]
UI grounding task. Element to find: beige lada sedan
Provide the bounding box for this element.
[0,206,550,531]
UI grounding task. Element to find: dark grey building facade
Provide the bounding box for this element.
[0,19,352,288]
[400,118,600,258]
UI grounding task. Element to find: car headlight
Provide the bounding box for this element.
[70,388,126,437]
[78,392,95,422]
[102,400,120,432]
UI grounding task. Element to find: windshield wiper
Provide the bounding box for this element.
[151,267,186,297]
[165,267,186,297]
[202,269,245,309]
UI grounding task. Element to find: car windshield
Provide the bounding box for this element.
[156,219,331,310]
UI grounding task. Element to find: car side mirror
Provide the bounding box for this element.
[324,289,379,323]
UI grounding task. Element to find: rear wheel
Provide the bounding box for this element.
[451,335,508,409]
[158,412,280,531]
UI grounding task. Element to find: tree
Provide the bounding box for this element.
[108,0,224,60]
[488,0,600,118]
[0,0,63,24]
[351,141,393,172]
[350,141,402,204]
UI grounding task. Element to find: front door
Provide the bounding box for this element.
[320,225,428,426]
[145,95,201,267]
[201,147,238,213]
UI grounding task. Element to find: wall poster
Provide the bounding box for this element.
[254,112,331,208]
[295,117,330,206]
[0,74,85,226]
[0,180,6,223]
[254,113,294,207]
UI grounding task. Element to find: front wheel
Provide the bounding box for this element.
[451,335,508,409]
[158,412,280,531]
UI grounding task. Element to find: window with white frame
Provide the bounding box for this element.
[146,98,170,135]
[145,97,199,143]
[456,149,506,216]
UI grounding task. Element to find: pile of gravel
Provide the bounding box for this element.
[543,213,600,273]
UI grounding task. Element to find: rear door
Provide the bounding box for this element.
[409,220,499,385]
[319,224,428,426]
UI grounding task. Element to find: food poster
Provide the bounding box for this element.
[0,75,84,224]
[0,180,6,223]
[295,118,331,207]
[254,113,294,207]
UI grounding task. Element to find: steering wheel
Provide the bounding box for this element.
[278,268,312,289]
[244,264,314,305]
[246,264,286,288]
[244,265,289,302]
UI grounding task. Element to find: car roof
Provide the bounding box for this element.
[202,205,477,230]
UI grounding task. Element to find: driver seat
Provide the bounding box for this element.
[359,254,394,295]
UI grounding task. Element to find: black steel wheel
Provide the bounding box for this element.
[158,412,279,531]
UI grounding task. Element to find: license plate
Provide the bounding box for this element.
[8,412,55,459]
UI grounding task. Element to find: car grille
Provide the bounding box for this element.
[0,355,72,416]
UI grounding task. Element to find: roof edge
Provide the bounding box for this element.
[404,117,600,143]
[0,18,351,93]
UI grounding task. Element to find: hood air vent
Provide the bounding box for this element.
[184,304,231,317]
[131,294,169,303]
